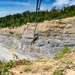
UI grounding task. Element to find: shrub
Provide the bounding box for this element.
[6,60,17,69]
[22,59,32,65]
[0,59,32,75]
[16,59,32,65]
[54,46,71,59]
[0,61,15,75]
[53,70,63,75]
[10,32,14,34]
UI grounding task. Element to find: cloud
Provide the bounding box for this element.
[40,7,45,10]
[0,1,30,6]
[69,0,75,5]
[52,0,70,7]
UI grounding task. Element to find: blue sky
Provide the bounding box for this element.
[0,0,75,17]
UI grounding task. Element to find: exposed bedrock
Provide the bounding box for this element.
[0,17,75,60]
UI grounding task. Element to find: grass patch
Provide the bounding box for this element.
[72,46,75,53]
[43,65,52,71]
[0,61,15,75]
[54,46,71,59]
[6,60,17,69]
[57,21,65,24]
[24,66,32,72]
[16,34,22,39]
[53,70,63,75]
[36,57,48,63]
[16,59,32,65]
[65,60,73,65]
[0,59,32,75]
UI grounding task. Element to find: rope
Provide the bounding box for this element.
[33,0,42,40]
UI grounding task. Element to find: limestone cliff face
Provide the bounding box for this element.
[0,17,75,60]
[0,16,75,40]
[37,20,75,40]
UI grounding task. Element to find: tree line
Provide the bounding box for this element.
[0,5,75,28]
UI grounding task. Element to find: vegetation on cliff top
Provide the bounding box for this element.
[0,5,75,28]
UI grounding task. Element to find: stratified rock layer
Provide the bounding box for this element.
[0,17,75,60]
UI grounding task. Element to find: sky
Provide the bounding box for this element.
[0,0,75,17]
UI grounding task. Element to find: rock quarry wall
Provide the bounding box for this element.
[0,17,75,60]
[0,16,75,39]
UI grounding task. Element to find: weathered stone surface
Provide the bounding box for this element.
[0,32,75,61]
[22,30,34,39]
[0,17,75,61]
[0,45,27,61]
[34,38,45,46]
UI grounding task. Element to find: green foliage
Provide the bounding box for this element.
[16,34,22,39]
[10,32,14,34]
[43,65,52,71]
[16,59,32,65]
[6,60,17,69]
[72,46,75,53]
[36,57,48,62]
[53,70,63,75]
[22,59,32,65]
[24,66,32,72]
[0,61,15,75]
[0,59,32,75]
[0,5,75,28]
[54,46,71,59]
[65,60,73,65]
[57,21,65,24]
